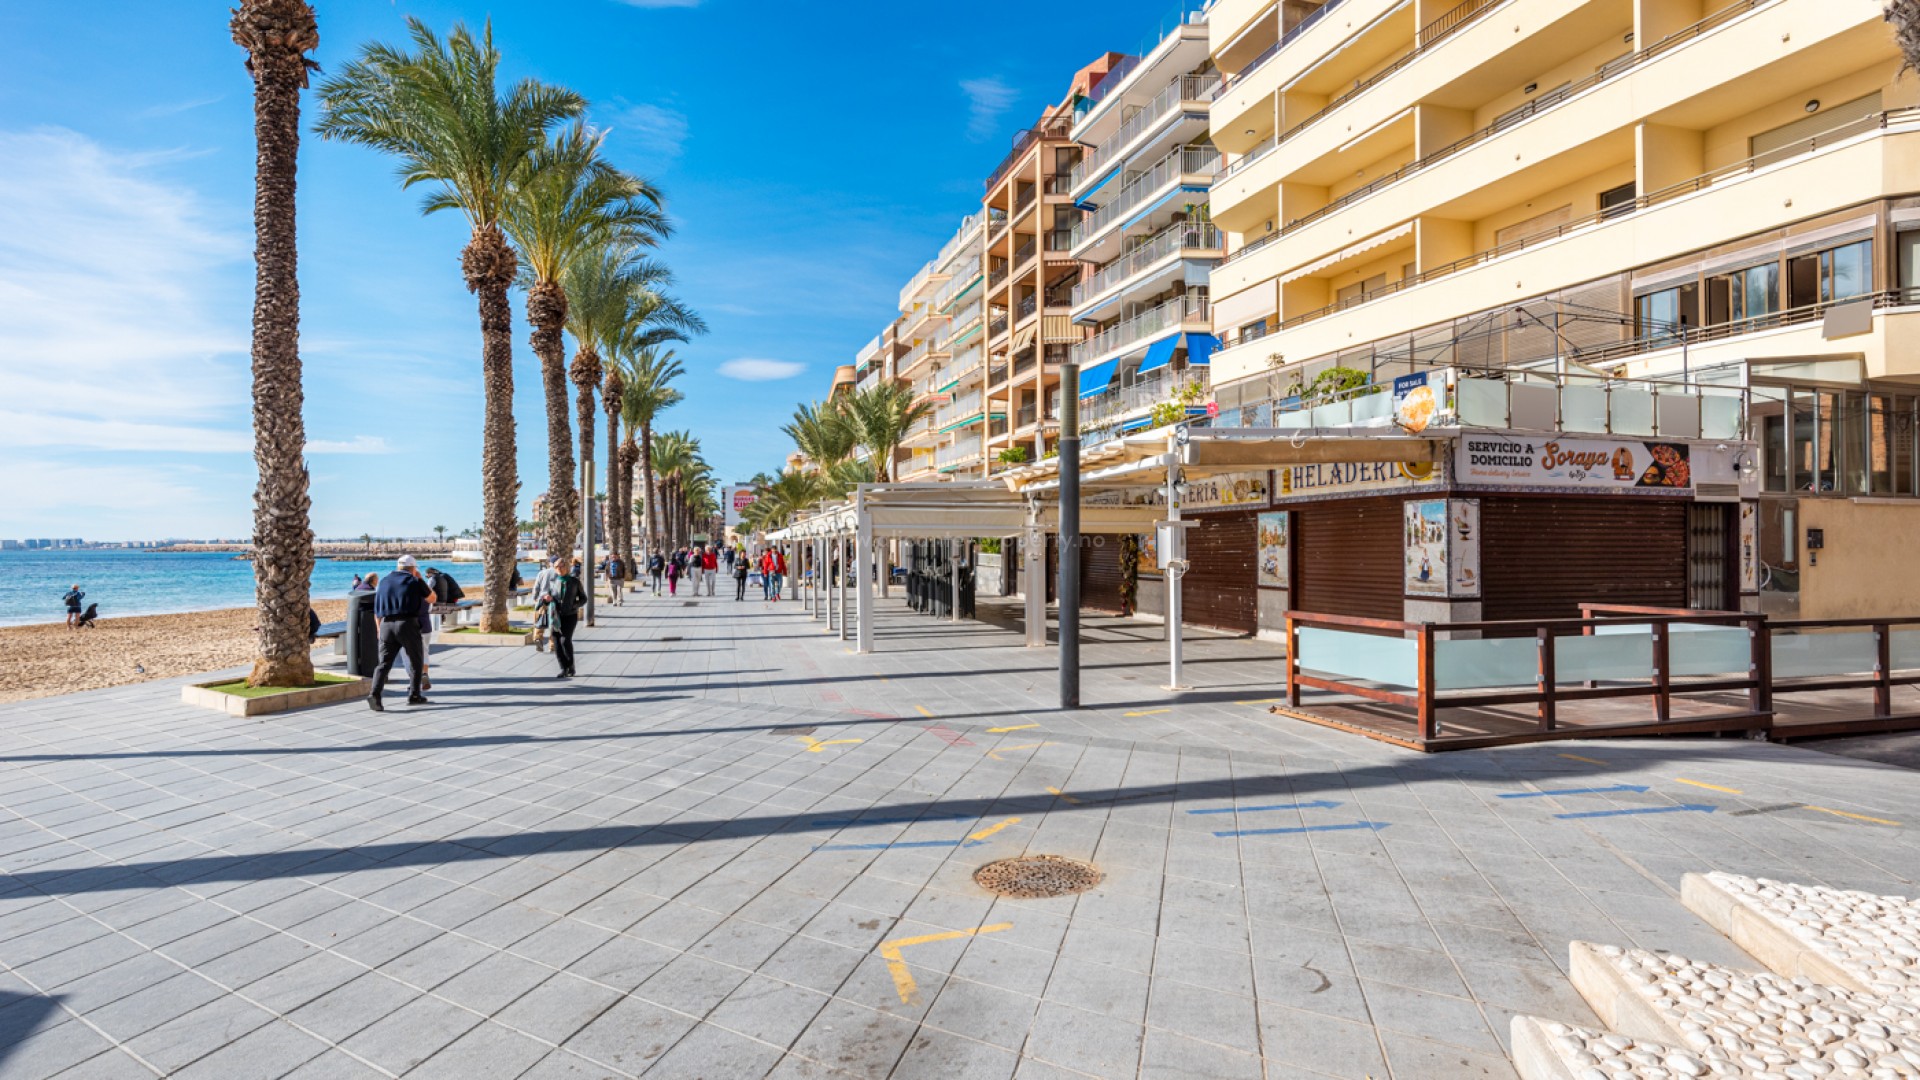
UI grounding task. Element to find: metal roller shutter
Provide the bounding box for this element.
[1182,511,1258,633]
[1293,497,1404,621]
[1479,496,1688,621]
[1082,536,1127,614]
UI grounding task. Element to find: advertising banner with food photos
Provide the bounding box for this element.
[1455,435,1693,492]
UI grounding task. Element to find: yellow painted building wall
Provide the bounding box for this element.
[1797,500,1920,619]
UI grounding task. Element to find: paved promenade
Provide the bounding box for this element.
[3,590,1920,1078]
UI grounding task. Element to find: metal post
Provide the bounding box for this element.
[838,533,849,641]
[856,491,874,654]
[1059,362,1082,708]
[1024,502,1045,647]
[1164,431,1187,690]
[950,539,961,623]
[581,456,596,628]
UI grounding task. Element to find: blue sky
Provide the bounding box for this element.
[0,0,1187,541]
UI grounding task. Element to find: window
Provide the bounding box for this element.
[1900,230,1920,295]
[1867,393,1916,495]
[1787,239,1872,307]
[1635,283,1698,342]
[1599,181,1636,219]
[1707,262,1779,325]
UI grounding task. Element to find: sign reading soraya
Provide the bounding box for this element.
[1455,435,1692,493]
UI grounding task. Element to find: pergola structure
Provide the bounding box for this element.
[764,429,1454,684]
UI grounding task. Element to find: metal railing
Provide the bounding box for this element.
[1262,110,1919,328]
[1070,146,1221,249]
[935,389,985,429]
[986,116,1073,192]
[1070,295,1209,366]
[1014,186,1037,215]
[1070,73,1222,192]
[988,262,1009,288]
[941,347,985,389]
[1214,0,1346,101]
[1012,237,1036,269]
[1072,222,1223,306]
[1081,365,1210,426]
[1017,294,1038,321]
[935,441,982,469]
[1045,229,1076,252]
[988,313,1009,338]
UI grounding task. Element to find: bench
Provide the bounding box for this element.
[431,599,482,627]
[313,621,348,656]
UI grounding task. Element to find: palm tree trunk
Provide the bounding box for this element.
[569,345,601,566]
[464,223,520,634]
[527,279,575,563]
[233,0,319,688]
[604,403,621,572]
[618,437,639,569]
[640,421,657,553]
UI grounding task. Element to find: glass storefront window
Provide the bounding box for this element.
[1791,388,1818,493]
[1753,387,1790,493]
[1823,239,1872,302]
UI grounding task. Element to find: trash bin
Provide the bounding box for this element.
[344,591,378,676]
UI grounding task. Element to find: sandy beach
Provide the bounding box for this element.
[0,600,351,703]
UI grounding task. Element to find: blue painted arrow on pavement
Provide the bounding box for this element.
[1187,799,1343,816]
[1498,785,1650,799]
[1554,804,1717,820]
[1214,821,1390,838]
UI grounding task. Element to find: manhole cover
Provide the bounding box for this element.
[974,856,1103,899]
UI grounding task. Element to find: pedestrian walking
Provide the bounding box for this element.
[648,551,664,595]
[759,549,775,600]
[733,550,749,600]
[529,560,560,652]
[368,555,435,711]
[62,584,85,629]
[665,550,682,596]
[702,546,719,596]
[606,554,625,606]
[546,557,586,678]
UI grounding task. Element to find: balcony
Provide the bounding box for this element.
[1012,237,1036,271]
[1082,365,1211,429]
[1072,222,1224,308]
[1070,295,1210,367]
[940,347,985,391]
[1016,294,1037,322]
[1069,146,1221,252]
[1215,0,1346,100]
[988,313,1010,340]
[985,116,1073,192]
[1069,73,1221,195]
[988,262,1009,289]
[936,388,1004,432]
[1044,228,1075,253]
[986,208,1009,243]
[1014,186,1037,216]
[935,441,983,471]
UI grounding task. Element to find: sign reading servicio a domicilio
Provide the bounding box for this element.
[1455,435,1692,492]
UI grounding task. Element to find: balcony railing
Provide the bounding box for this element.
[1012,237,1036,269]
[1070,73,1221,192]
[935,441,982,470]
[1015,186,1037,215]
[1212,0,1345,101]
[1045,228,1076,252]
[1017,294,1038,321]
[1070,146,1221,249]
[1070,295,1210,366]
[1082,366,1211,428]
[988,314,1009,339]
[941,347,985,390]
[986,116,1073,192]
[1073,222,1224,306]
[988,262,1009,289]
[1247,109,1920,333]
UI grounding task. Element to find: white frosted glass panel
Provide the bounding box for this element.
[1657,394,1701,439]
[1297,627,1416,687]
[1510,382,1558,431]
[1311,400,1352,426]
[1558,632,1656,681]
[1894,630,1920,670]
[1352,392,1392,423]
[1274,409,1311,429]
[1458,379,1508,428]
[1669,626,1753,677]
[1773,631,1877,677]
[1702,395,1743,440]
[1612,388,1655,436]
[1563,385,1610,432]
[1435,637,1536,690]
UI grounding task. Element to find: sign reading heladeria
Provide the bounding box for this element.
[1455,435,1692,492]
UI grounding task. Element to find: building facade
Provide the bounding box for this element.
[1195,0,1920,620]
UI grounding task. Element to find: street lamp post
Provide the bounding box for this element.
[1059,362,1081,708]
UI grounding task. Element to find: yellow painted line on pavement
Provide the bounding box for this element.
[1805,805,1901,826]
[987,723,1040,733]
[1559,754,1608,765]
[798,736,862,753]
[986,742,1053,762]
[914,705,934,718]
[1674,778,1743,795]
[879,923,1014,1003]
[968,818,1019,841]
[1045,786,1084,806]
[1237,698,1281,706]
[1124,708,1172,717]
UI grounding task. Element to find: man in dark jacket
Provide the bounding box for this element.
[546,556,586,678]
[369,555,435,711]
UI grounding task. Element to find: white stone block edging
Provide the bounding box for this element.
[180,676,369,717]
[1511,1014,1701,1080]
[437,629,535,647]
[1569,940,1920,1077]
[1683,872,1920,998]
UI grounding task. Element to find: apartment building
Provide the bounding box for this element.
[978,57,1124,470]
[1067,9,1226,447]
[1197,0,1920,619]
[930,212,990,479]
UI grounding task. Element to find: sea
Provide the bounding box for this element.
[0,550,541,628]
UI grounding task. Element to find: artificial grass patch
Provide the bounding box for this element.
[205,673,358,698]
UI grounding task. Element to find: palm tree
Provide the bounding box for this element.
[651,430,698,547]
[434,524,448,545]
[782,400,857,471]
[316,18,583,633]
[620,347,683,563]
[232,1,321,688]
[601,362,626,570]
[1891,2,1920,71]
[744,467,825,530]
[842,383,933,482]
[503,123,666,561]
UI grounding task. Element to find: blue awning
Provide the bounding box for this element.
[1135,332,1183,375]
[1184,332,1220,367]
[1118,415,1156,433]
[1078,357,1120,398]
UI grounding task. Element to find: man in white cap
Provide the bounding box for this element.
[368,554,435,711]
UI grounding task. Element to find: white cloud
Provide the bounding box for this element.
[960,77,1018,142]
[0,128,250,446]
[135,95,224,119]
[305,436,391,455]
[717,358,805,382]
[603,102,690,164]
